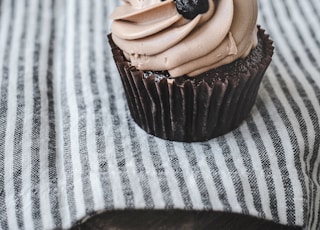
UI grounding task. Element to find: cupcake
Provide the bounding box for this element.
[108,0,274,142]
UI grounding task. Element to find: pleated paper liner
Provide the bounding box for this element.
[108,26,274,142]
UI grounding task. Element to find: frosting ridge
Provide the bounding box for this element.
[111,0,258,77]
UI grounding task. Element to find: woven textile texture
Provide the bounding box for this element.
[0,0,319,229]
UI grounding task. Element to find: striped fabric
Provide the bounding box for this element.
[0,0,319,229]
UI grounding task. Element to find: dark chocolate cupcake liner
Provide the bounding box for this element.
[108,26,274,142]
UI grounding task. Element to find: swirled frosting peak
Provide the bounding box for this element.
[111,0,258,77]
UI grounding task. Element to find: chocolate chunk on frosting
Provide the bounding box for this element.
[175,0,209,20]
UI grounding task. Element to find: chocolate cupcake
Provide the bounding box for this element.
[108,0,274,142]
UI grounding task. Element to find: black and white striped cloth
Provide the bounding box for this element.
[0,0,319,229]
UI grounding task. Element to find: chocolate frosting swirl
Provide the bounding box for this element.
[111,0,258,77]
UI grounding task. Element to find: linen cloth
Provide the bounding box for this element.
[0,0,319,229]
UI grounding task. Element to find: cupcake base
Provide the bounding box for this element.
[108,26,274,142]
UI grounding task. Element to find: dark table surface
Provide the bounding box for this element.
[72,210,302,230]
